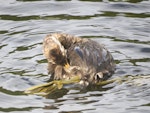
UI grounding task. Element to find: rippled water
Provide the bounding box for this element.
[0,0,150,113]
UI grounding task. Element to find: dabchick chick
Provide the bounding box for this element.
[43,33,115,86]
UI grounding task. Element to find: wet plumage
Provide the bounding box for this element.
[43,33,115,86]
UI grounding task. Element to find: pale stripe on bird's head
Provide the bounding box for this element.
[50,35,66,57]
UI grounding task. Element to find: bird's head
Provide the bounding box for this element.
[43,34,67,65]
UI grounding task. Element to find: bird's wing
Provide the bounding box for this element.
[67,40,115,73]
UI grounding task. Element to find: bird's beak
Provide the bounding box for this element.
[64,63,70,69]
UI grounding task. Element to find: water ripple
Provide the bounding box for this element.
[0,0,150,113]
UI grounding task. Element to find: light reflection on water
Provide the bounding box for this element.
[0,0,150,113]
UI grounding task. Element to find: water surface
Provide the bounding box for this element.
[0,0,150,113]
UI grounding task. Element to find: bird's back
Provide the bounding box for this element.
[67,39,115,81]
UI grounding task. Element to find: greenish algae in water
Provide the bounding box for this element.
[25,75,150,96]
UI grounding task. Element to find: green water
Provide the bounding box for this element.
[0,0,150,113]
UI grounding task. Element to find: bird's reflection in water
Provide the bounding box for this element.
[45,88,69,99]
[45,83,114,99]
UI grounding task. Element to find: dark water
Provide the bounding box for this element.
[0,0,150,113]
